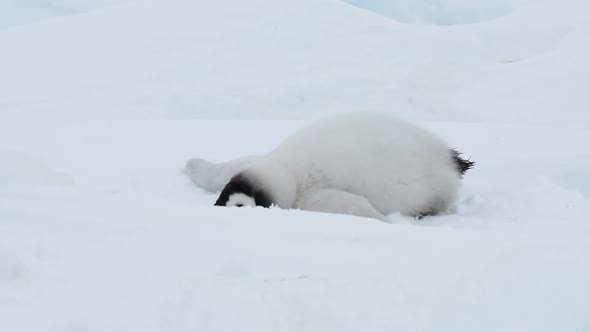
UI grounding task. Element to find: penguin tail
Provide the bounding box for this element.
[450,149,475,177]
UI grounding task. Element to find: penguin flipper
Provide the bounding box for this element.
[185,155,261,193]
[296,188,388,222]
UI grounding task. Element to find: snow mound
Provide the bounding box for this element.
[0,150,75,187]
[0,246,27,283]
[343,0,517,25]
[0,0,132,28]
[0,0,589,128]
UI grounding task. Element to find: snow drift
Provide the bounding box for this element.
[1,0,589,331]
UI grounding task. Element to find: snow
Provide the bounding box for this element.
[0,0,129,28]
[342,0,519,25]
[1,0,590,331]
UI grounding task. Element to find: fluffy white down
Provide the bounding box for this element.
[226,193,257,208]
[246,112,462,217]
[185,156,262,193]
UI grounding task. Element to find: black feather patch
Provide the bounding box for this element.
[214,172,273,208]
[450,149,475,177]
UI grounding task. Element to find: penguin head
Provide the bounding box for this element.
[213,159,297,209]
[214,172,273,208]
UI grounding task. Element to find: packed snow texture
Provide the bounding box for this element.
[343,0,518,25]
[1,0,590,331]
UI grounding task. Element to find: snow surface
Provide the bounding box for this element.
[1,0,590,331]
